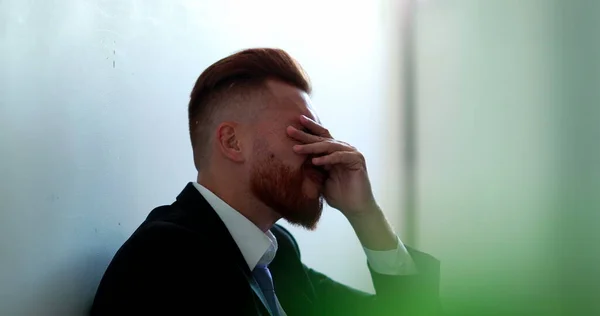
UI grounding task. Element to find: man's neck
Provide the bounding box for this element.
[197,174,280,232]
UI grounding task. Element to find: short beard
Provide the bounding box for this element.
[250,152,323,230]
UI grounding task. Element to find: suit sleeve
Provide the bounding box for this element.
[305,248,441,316]
[90,222,245,315]
[277,226,441,315]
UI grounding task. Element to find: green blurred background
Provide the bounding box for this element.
[413,0,600,314]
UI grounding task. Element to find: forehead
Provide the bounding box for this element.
[264,80,320,124]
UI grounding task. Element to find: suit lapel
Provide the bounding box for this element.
[174,182,273,316]
[270,226,316,316]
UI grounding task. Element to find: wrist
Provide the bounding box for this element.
[344,201,382,223]
[347,206,398,251]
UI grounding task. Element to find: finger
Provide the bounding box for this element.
[286,125,327,144]
[312,151,365,167]
[300,115,332,138]
[293,141,352,155]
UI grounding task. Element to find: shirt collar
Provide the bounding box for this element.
[192,182,277,270]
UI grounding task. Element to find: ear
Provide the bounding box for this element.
[215,122,246,163]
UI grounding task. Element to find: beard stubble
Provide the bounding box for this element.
[250,152,324,230]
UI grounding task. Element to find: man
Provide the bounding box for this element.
[91,48,440,315]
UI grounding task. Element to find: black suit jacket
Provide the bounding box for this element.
[91,183,441,315]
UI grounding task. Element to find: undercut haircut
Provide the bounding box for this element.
[188,48,312,170]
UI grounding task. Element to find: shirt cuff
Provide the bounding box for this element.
[363,236,418,275]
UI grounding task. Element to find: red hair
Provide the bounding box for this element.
[188,48,311,169]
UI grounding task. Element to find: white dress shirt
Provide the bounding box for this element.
[192,182,417,314]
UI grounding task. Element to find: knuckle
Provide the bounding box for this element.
[339,140,352,148]
[356,152,365,161]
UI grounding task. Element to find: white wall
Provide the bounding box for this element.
[0,0,406,314]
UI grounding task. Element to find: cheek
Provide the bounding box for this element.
[270,150,304,169]
[285,146,306,166]
[271,138,306,165]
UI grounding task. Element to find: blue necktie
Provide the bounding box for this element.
[252,265,281,316]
